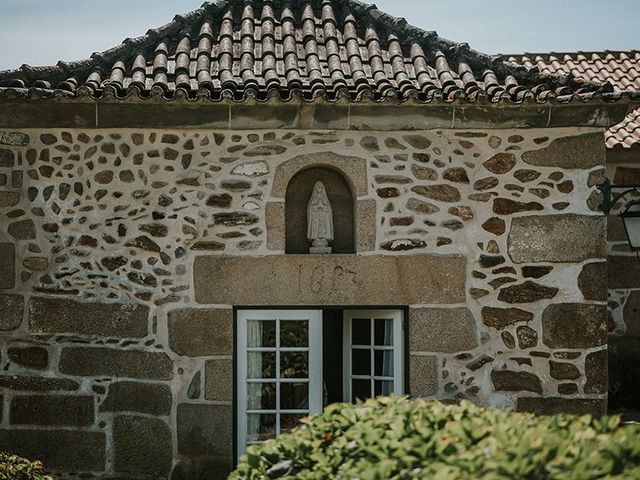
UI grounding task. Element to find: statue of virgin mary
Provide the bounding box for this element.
[307,181,334,254]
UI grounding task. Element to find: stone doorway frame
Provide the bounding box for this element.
[193,252,470,464]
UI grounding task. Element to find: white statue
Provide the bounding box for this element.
[307,181,334,254]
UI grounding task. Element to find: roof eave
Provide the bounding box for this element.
[0,90,636,131]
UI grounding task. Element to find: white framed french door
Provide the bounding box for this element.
[342,309,404,402]
[236,309,323,457]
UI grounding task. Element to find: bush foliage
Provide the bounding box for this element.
[0,453,52,480]
[231,396,640,480]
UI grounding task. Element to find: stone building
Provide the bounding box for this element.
[504,51,640,415]
[0,1,638,478]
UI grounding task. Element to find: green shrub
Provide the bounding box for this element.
[0,452,52,480]
[231,396,640,480]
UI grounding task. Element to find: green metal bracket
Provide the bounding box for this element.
[598,179,640,215]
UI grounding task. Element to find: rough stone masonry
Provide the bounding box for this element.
[0,127,608,479]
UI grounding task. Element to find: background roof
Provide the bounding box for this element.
[504,52,640,150]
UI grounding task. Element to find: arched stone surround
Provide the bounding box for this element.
[284,166,355,254]
[266,151,375,252]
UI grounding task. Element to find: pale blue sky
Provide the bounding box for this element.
[0,0,638,71]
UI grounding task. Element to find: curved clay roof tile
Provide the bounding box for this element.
[108,61,126,87]
[0,0,634,109]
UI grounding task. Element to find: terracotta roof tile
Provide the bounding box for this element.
[503,51,640,149]
[0,0,634,106]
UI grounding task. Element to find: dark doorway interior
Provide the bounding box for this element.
[322,308,344,405]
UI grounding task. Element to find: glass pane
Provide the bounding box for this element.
[247,382,276,410]
[352,379,371,402]
[280,320,309,347]
[280,351,309,378]
[247,413,276,442]
[281,413,306,434]
[247,351,276,379]
[352,318,371,346]
[374,319,394,346]
[374,350,394,377]
[280,382,309,410]
[374,380,394,396]
[352,349,371,376]
[247,320,276,348]
[625,211,640,248]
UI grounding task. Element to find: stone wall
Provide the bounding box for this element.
[0,127,607,479]
[605,151,640,415]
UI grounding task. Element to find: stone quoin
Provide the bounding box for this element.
[0,1,638,479]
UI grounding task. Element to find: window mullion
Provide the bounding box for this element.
[237,314,248,458]
[370,317,374,397]
[394,312,403,394]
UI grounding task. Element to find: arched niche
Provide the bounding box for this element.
[285,166,355,254]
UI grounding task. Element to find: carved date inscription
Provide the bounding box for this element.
[300,264,360,296]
